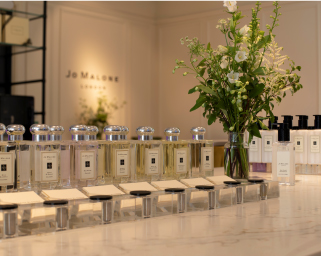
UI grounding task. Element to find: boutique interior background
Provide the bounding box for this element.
[11,1,318,140]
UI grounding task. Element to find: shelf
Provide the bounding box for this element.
[0,7,44,20]
[0,42,43,49]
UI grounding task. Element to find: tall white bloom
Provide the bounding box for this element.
[235,51,248,62]
[227,71,239,84]
[218,45,228,53]
[220,56,229,69]
[223,1,237,12]
[239,25,250,36]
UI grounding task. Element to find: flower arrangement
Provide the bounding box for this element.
[173,1,302,178]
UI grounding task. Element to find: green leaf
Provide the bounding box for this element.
[188,86,200,94]
[249,83,265,98]
[199,68,206,77]
[252,67,266,76]
[190,95,206,112]
[256,35,271,49]
[242,61,248,73]
[249,123,261,138]
[258,119,268,130]
[198,84,218,97]
[228,31,234,41]
[208,114,216,125]
[207,42,211,51]
[197,58,206,67]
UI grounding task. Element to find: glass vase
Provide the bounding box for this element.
[224,132,249,179]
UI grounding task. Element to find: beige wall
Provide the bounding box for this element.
[11,1,318,140]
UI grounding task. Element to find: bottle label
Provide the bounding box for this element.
[311,136,320,153]
[41,152,58,182]
[294,136,304,153]
[175,148,187,174]
[250,137,258,152]
[116,149,129,177]
[145,149,159,175]
[201,147,213,171]
[263,135,273,152]
[80,151,95,180]
[277,151,290,177]
[0,152,14,185]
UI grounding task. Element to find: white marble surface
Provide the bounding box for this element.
[1,174,321,256]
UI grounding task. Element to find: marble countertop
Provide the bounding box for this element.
[1,173,321,256]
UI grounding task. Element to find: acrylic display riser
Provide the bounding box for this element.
[0,179,279,239]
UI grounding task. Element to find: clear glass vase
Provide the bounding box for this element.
[224,132,249,179]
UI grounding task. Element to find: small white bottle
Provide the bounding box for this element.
[293,115,308,174]
[249,123,263,172]
[261,117,278,173]
[307,115,321,174]
[272,123,295,185]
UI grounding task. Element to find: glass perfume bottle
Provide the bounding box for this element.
[162,127,191,180]
[70,125,98,188]
[0,124,17,193]
[307,115,321,174]
[272,123,295,185]
[249,123,264,172]
[132,126,162,182]
[261,117,278,173]
[49,126,68,188]
[120,126,129,140]
[102,125,131,184]
[6,124,30,191]
[293,115,308,174]
[189,127,214,178]
[30,124,60,192]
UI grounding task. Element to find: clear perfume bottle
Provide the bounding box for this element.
[132,126,162,182]
[6,125,30,191]
[189,127,214,178]
[293,115,308,174]
[307,115,321,174]
[120,126,129,140]
[272,123,295,185]
[101,125,131,184]
[0,124,17,193]
[162,127,191,180]
[49,126,67,188]
[30,124,60,192]
[261,117,278,173]
[69,125,98,188]
[249,123,264,172]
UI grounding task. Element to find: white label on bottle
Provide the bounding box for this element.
[311,136,320,153]
[201,147,213,171]
[294,136,304,153]
[175,148,187,174]
[41,152,58,182]
[250,137,258,152]
[145,149,159,174]
[116,149,129,177]
[80,151,95,180]
[277,151,290,177]
[263,135,273,152]
[0,152,14,185]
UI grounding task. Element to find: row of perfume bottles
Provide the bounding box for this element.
[0,124,215,193]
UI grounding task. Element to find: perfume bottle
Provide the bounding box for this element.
[49,126,68,188]
[189,127,214,178]
[307,115,321,174]
[6,124,30,191]
[282,115,294,140]
[120,126,129,140]
[293,115,308,174]
[162,127,191,180]
[249,123,264,172]
[272,123,295,185]
[261,117,278,173]
[133,126,162,182]
[0,124,17,192]
[30,124,60,192]
[101,125,131,184]
[69,125,98,188]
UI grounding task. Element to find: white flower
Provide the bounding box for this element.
[220,56,229,69]
[218,45,228,53]
[218,19,227,24]
[227,71,239,84]
[239,25,250,36]
[223,1,237,12]
[235,51,248,62]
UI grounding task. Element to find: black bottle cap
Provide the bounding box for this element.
[223,181,241,185]
[0,203,18,210]
[292,126,299,130]
[165,188,185,193]
[130,190,151,196]
[248,179,264,183]
[89,195,113,201]
[195,185,215,190]
[282,115,293,129]
[296,115,308,129]
[43,200,68,206]
[314,115,321,129]
[308,126,315,130]
[274,123,290,142]
[268,116,278,130]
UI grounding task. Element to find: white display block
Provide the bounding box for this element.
[206,175,236,185]
[83,185,125,196]
[41,189,88,200]
[118,182,158,194]
[0,191,44,204]
[151,180,188,190]
[2,15,29,44]
[180,178,213,188]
